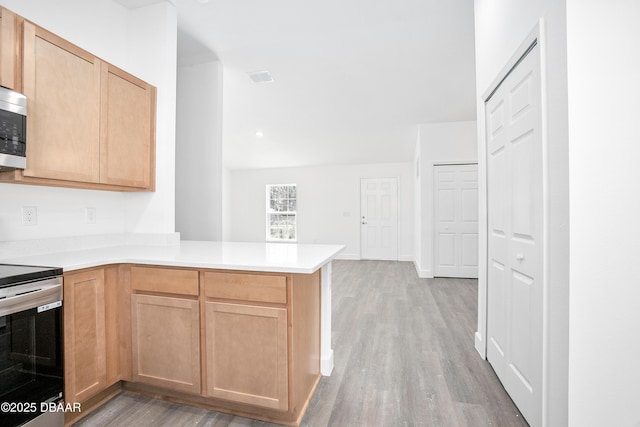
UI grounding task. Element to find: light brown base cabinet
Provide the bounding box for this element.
[131,294,201,393]
[205,302,289,410]
[63,266,121,408]
[63,264,321,427]
[63,269,107,404]
[130,266,200,393]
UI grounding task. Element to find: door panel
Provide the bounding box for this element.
[63,269,106,403]
[0,8,18,90]
[438,234,455,266]
[461,233,478,267]
[100,63,154,188]
[488,260,507,358]
[486,41,542,427]
[131,294,200,394]
[23,22,101,182]
[205,302,288,410]
[360,178,398,260]
[462,188,478,222]
[434,164,478,278]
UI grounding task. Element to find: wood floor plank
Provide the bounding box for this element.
[75,260,527,427]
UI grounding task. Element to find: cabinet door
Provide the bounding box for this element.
[22,22,101,182]
[100,63,155,189]
[0,8,18,90]
[131,294,200,394]
[205,302,288,410]
[64,269,106,403]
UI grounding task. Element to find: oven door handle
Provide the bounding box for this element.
[0,278,63,317]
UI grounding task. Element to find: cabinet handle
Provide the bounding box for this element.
[516,253,524,261]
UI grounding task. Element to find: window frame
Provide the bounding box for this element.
[265,183,297,242]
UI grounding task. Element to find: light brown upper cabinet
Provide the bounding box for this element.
[0,16,156,191]
[100,64,155,189]
[22,22,102,183]
[0,7,19,90]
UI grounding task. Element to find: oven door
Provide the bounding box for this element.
[0,282,63,427]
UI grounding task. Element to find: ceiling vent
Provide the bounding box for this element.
[247,70,275,83]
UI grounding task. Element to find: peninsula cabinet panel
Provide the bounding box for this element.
[104,265,123,387]
[0,8,19,90]
[100,63,155,189]
[64,269,107,404]
[205,302,289,411]
[22,21,101,183]
[132,294,200,394]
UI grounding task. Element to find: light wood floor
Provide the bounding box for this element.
[75,260,528,427]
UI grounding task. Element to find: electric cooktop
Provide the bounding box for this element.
[0,263,63,288]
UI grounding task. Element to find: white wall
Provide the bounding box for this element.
[222,166,232,241]
[175,59,223,240]
[474,1,569,426]
[0,0,177,241]
[566,2,640,426]
[225,163,414,260]
[414,121,477,277]
[124,2,177,235]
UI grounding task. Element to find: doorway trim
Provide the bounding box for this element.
[475,21,551,425]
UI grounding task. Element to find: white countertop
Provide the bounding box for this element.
[0,241,345,274]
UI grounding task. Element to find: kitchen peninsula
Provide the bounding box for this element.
[1,239,343,426]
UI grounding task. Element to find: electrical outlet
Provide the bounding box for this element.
[22,207,37,226]
[85,207,96,224]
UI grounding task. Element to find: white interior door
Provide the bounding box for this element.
[486,41,543,427]
[434,164,479,278]
[360,178,398,260]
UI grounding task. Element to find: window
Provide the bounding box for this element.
[266,184,297,241]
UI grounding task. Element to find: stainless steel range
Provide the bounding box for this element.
[0,264,64,427]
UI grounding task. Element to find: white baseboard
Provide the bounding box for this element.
[335,253,418,263]
[321,349,334,376]
[475,331,486,359]
[334,253,360,260]
[413,261,433,278]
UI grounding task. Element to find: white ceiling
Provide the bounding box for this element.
[118,0,477,170]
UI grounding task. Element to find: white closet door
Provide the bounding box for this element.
[486,41,543,427]
[434,164,478,278]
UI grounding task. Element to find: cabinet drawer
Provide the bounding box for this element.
[204,272,286,304]
[131,266,199,296]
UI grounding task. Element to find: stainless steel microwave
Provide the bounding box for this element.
[0,87,26,171]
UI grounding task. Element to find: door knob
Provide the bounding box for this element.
[516,253,524,261]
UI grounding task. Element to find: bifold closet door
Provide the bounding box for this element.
[486,41,543,427]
